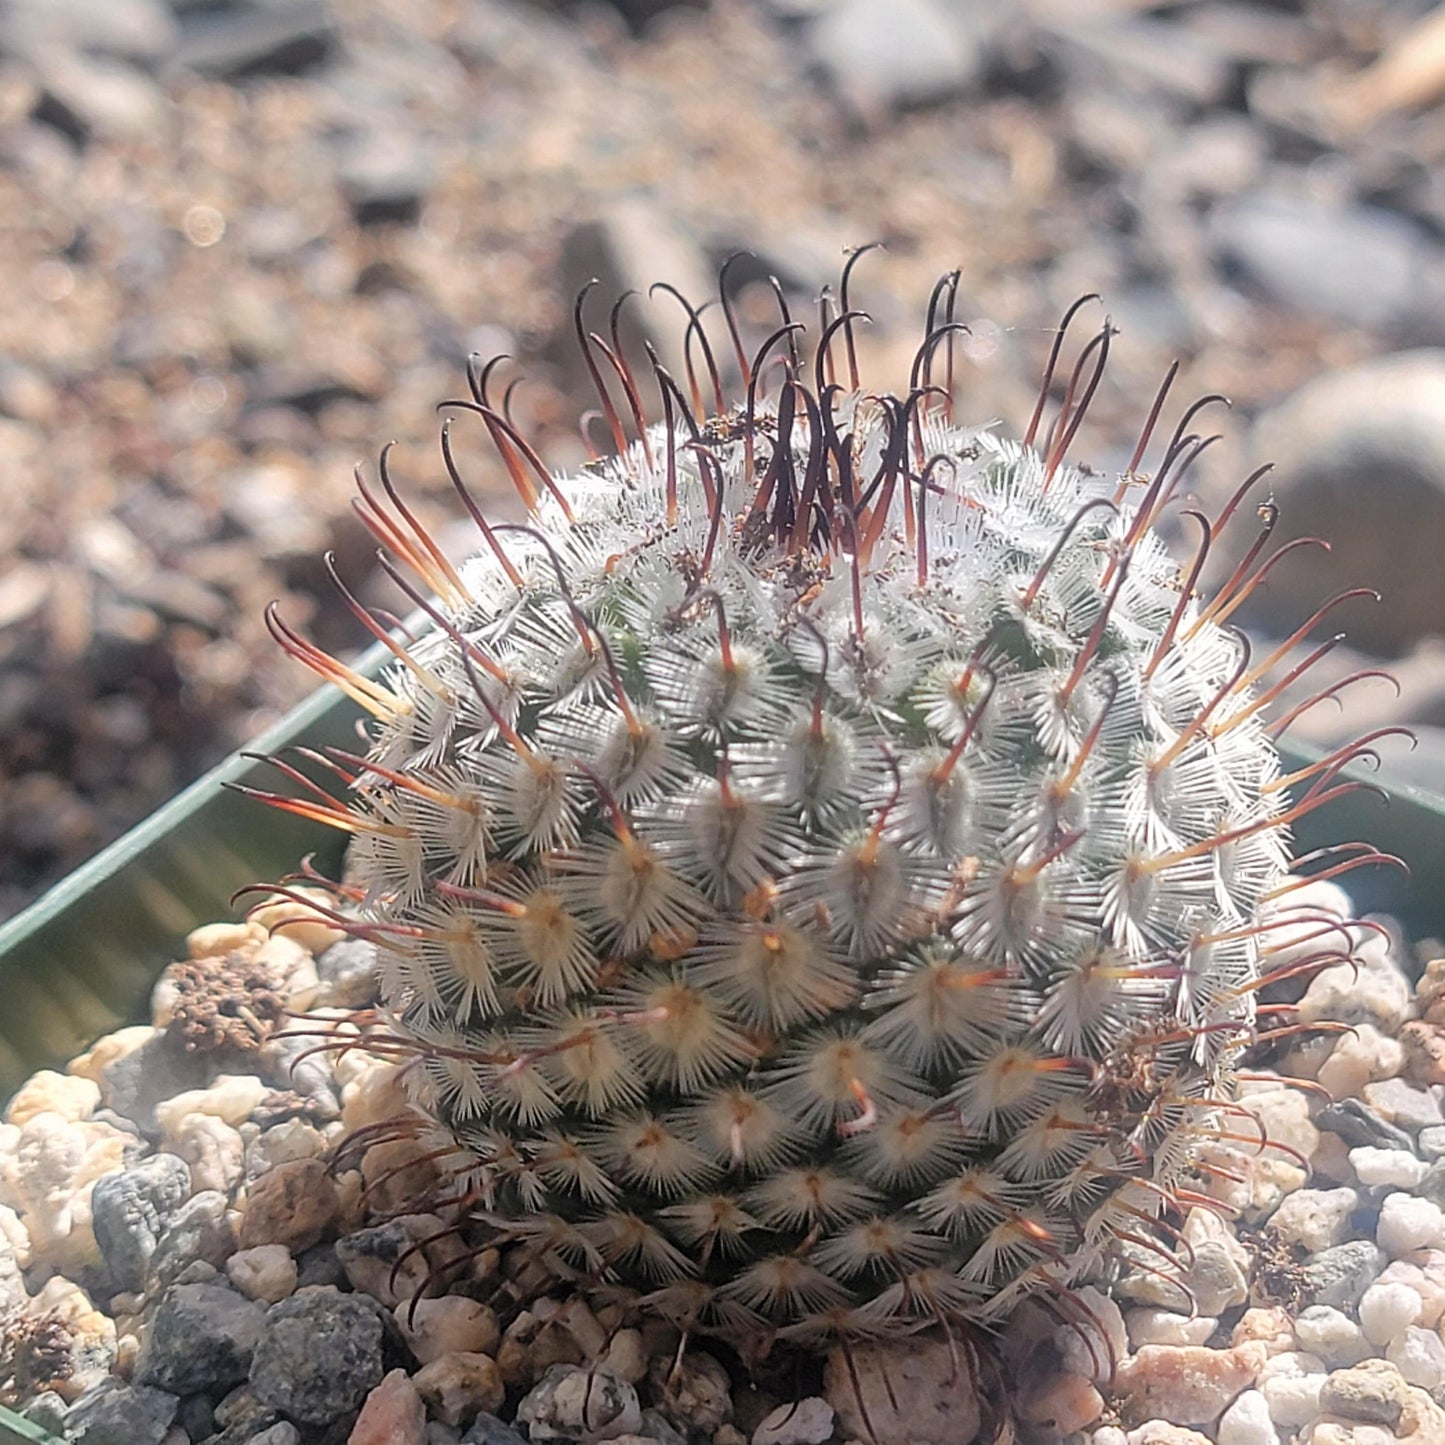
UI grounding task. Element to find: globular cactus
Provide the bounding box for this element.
[248,255,1385,1355]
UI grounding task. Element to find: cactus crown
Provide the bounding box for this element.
[252,254,1361,1352]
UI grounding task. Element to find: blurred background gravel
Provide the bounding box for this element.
[4,0,1445,921]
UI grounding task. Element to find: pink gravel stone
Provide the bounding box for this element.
[349,1368,425,1445]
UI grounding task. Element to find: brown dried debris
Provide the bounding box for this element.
[0,1311,77,1403]
[163,948,287,1055]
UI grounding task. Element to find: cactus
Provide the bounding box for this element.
[248,256,1382,1353]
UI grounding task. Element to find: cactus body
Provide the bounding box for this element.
[262,275,1311,1348]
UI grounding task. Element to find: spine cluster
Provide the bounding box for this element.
[247,255,1390,1352]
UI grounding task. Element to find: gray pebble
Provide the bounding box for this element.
[638,1405,687,1445]
[294,1241,346,1291]
[460,1414,528,1445]
[313,938,380,1008]
[171,0,334,80]
[0,0,179,66]
[1211,190,1445,340]
[1419,1125,1445,1160]
[804,0,984,122]
[243,1423,302,1445]
[91,1151,192,1292]
[1365,1078,1445,1133]
[136,1281,266,1395]
[248,1286,385,1425]
[63,1376,179,1445]
[1317,1100,1416,1153]
[150,1189,236,1292]
[98,1031,209,1135]
[1304,1240,1389,1311]
[177,1392,216,1441]
[257,1031,340,1119]
[1416,1159,1445,1210]
[517,1362,643,1441]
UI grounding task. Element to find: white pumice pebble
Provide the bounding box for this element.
[1257,1352,1328,1430]
[1293,1306,1373,1368]
[1358,1281,1422,1346]
[1269,1187,1359,1253]
[1386,1324,1445,1389]
[1377,1193,1445,1256]
[1215,1389,1279,1445]
[1349,1147,1426,1190]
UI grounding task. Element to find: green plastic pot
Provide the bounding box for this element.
[0,641,1441,1442]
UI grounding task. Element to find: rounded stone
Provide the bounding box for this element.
[1386,1325,1445,1390]
[1304,1241,1388,1309]
[1268,1187,1358,1255]
[226,1244,298,1305]
[238,1157,338,1253]
[1358,1281,1421,1346]
[1112,1343,1266,1428]
[1293,1306,1372,1369]
[5,1070,100,1127]
[515,1362,641,1442]
[1215,1389,1278,1445]
[1377,1193,1445,1257]
[90,1151,192,1292]
[752,1397,836,1445]
[823,1336,982,1445]
[413,1352,506,1429]
[1235,350,1445,653]
[1318,1359,1412,1427]
[394,1296,500,1364]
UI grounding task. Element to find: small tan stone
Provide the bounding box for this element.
[604,1328,646,1384]
[1401,1381,1445,1439]
[5,1071,99,1127]
[1126,1425,1214,1445]
[413,1351,504,1426]
[1312,1129,1355,1184]
[239,1158,338,1252]
[1232,1306,1296,1356]
[187,921,264,959]
[357,1135,439,1215]
[1017,1373,1103,1434]
[1402,1020,1445,1087]
[154,1075,266,1135]
[1114,1342,1266,1427]
[252,933,319,1005]
[393,1296,499,1364]
[340,1062,411,1131]
[172,1113,245,1195]
[824,1335,983,1445]
[1298,1423,1396,1445]
[227,1244,298,1304]
[66,1025,155,1086]
[1318,1359,1411,1427]
[349,1367,425,1445]
[249,890,347,955]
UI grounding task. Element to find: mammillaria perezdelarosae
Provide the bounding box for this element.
[245,252,1392,1362]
